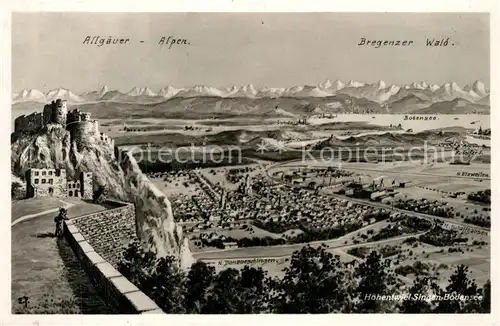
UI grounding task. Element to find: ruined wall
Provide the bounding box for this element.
[54,169,67,196]
[23,167,93,200]
[99,133,114,147]
[25,168,67,198]
[67,180,81,198]
[43,104,52,125]
[81,112,91,121]
[64,216,164,314]
[67,109,82,125]
[14,113,44,133]
[14,116,26,133]
[98,133,115,155]
[72,200,137,267]
[14,100,69,134]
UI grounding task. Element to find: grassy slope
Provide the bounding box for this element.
[12,197,65,221]
[11,202,115,314]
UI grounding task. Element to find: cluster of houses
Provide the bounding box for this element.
[235,175,390,230]
[169,168,396,243]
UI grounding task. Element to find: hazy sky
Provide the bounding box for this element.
[12,12,489,93]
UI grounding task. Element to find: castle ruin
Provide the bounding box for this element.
[15,99,112,199]
[25,168,93,200]
[14,99,114,150]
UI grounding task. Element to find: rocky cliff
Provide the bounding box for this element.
[11,124,182,259]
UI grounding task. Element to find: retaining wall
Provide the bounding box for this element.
[63,209,164,314]
[72,200,137,267]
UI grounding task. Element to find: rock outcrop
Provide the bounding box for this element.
[11,124,183,259]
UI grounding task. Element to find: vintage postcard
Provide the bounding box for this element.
[3,6,497,325]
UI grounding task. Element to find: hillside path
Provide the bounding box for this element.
[11,200,74,227]
[11,199,116,314]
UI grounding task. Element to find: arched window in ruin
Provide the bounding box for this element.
[48,187,54,196]
[68,190,73,197]
[75,190,79,197]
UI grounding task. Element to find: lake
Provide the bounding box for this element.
[309,114,490,132]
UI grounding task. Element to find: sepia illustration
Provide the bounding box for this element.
[10,12,490,314]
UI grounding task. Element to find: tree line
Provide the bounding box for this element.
[117,241,490,314]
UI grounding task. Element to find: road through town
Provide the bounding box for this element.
[265,159,490,234]
[191,158,487,288]
[194,231,428,261]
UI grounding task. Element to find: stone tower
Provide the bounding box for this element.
[67,109,99,150]
[51,99,68,125]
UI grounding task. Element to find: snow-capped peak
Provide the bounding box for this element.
[12,88,46,103]
[375,80,386,90]
[241,84,257,94]
[405,81,427,90]
[27,89,45,98]
[159,85,180,98]
[46,88,69,97]
[450,82,462,92]
[99,85,109,96]
[333,80,345,90]
[127,87,142,96]
[191,85,206,92]
[471,80,487,97]
[319,79,333,89]
[12,80,491,105]
[173,84,225,98]
[227,85,238,93]
[432,82,485,102]
[387,85,401,94]
[45,87,84,103]
[195,85,224,96]
[319,79,345,91]
[255,86,286,98]
[428,84,440,91]
[141,87,157,97]
[346,80,365,88]
[441,82,463,94]
[123,86,158,96]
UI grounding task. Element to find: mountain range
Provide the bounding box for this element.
[12,80,489,106]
